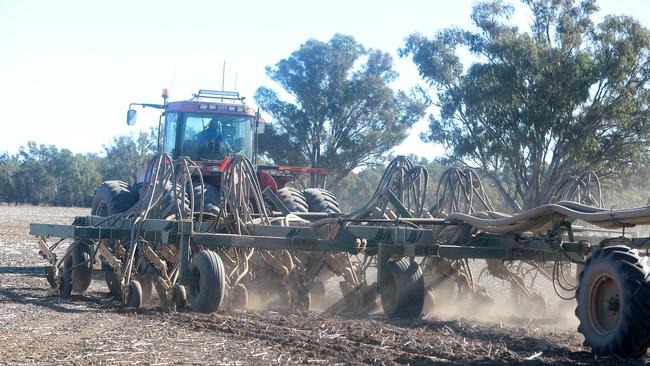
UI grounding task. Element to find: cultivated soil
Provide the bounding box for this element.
[0,205,646,365]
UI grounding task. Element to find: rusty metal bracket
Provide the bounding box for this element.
[97,240,122,273]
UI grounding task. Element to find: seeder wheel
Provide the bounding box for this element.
[379,257,425,318]
[59,241,93,298]
[127,280,143,309]
[170,284,187,310]
[102,262,122,297]
[188,250,226,313]
[575,246,650,357]
[172,284,188,310]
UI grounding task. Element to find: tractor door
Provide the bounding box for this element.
[162,112,179,158]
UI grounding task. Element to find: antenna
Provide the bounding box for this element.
[234,72,238,91]
[221,61,226,100]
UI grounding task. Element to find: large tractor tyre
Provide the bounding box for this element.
[91,181,138,217]
[575,246,650,357]
[158,182,191,219]
[303,188,341,214]
[193,183,221,216]
[188,250,226,313]
[277,187,309,213]
[304,187,338,202]
[92,181,137,298]
[379,257,425,319]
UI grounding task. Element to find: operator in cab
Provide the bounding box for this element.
[196,118,229,160]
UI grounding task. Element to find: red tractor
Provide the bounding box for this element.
[121,89,338,213]
[90,89,343,307]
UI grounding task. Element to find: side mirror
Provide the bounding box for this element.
[127,109,137,126]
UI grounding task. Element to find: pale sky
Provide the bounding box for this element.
[1,0,648,158]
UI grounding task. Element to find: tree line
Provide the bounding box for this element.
[0,131,155,206]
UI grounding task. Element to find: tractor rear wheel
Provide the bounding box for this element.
[158,182,191,218]
[303,188,341,213]
[575,246,650,357]
[193,183,221,215]
[277,187,309,213]
[91,181,138,217]
[188,250,226,313]
[379,257,425,319]
[92,181,138,297]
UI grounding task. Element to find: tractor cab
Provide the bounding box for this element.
[126,89,325,190]
[127,89,265,174]
[127,89,262,163]
[161,90,260,162]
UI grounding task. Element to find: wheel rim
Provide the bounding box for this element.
[588,273,621,335]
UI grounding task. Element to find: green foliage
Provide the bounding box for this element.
[330,164,385,212]
[101,129,156,183]
[256,34,427,188]
[401,0,650,210]
[0,153,17,202]
[4,142,100,206]
[604,164,650,208]
[330,154,452,212]
[0,130,155,206]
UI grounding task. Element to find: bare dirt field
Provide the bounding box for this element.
[0,205,646,365]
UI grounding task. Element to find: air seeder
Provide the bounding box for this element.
[31,89,650,358]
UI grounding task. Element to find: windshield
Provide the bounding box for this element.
[177,113,253,160]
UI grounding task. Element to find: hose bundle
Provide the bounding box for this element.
[431,167,494,216]
[347,156,428,220]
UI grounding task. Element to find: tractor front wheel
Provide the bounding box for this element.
[91,181,137,297]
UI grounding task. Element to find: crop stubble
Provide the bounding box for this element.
[0,205,645,365]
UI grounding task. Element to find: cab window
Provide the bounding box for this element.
[163,112,178,155]
[179,113,253,160]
